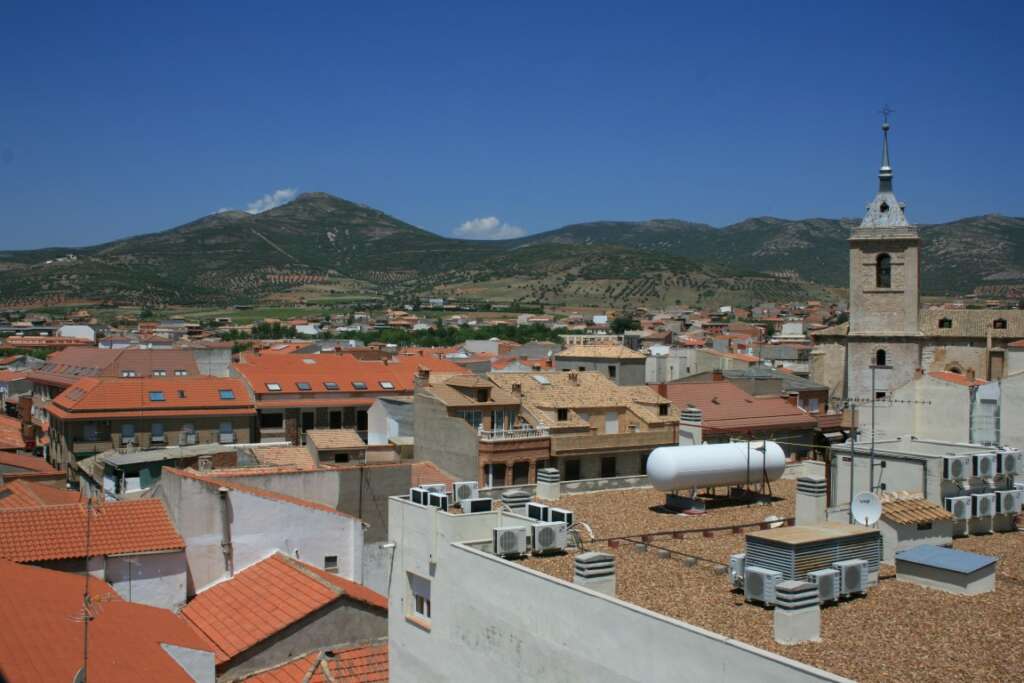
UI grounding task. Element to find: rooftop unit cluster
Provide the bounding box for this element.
[408,480,491,512]
[942,450,1024,528]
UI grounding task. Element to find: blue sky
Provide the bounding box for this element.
[2,1,1022,249]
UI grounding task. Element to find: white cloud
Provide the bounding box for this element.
[453,216,527,240]
[245,187,298,214]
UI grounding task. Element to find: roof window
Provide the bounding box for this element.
[121,370,137,378]
[153,369,166,377]
[352,381,368,390]
[219,389,235,400]
[174,369,188,376]
[178,390,186,398]
[296,382,312,391]
[324,381,339,390]
[148,391,165,402]
[379,381,395,390]
[266,383,282,392]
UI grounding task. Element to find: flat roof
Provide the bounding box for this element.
[895,545,996,574]
[746,521,878,546]
[832,436,996,458]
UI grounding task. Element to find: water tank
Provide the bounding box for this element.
[646,441,786,492]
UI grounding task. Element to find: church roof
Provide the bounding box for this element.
[859,115,912,229]
[811,311,1024,341]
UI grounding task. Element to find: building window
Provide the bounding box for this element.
[601,456,617,478]
[324,555,339,574]
[658,404,669,416]
[174,369,188,377]
[265,383,281,392]
[916,522,932,531]
[121,423,136,443]
[875,391,886,400]
[296,382,312,391]
[457,410,482,428]
[151,422,165,443]
[219,389,235,400]
[993,319,1007,330]
[408,573,432,625]
[323,381,339,390]
[512,461,530,485]
[333,453,350,464]
[874,349,887,367]
[148,391,165,402]
[557,408,569,422]
[153,369,166,377]
[564,458,581,481]
[875,253,892,288]
[121,370,137,378]
[260,412,284,429]
[485,463,506,487]
[379,381,395,390]
[607,365,617,379]
[938,318,952,329]
[83,422,98,442]
[352,381,368,390]
[219,422,235,444]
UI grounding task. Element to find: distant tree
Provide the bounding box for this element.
[610,315,640,335]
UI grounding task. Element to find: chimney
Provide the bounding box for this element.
[414,365,430,387]
[574,552,615,597]
[711,369,724,382]
[568,370,579,385]
[783,391,800,408]
[966,368,976,382]
[511,382,522,396]
[914,367,924,377]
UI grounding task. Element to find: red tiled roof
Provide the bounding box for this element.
[163,467,356,519]
[233,352,463,399]
[181,553,386,665]
[253,446,318,469]
[928,371,986,387]
[0,559,213,683]
[700,348,760,364]
[0,480,82,509]
[242,642,389,682]
[410,461,457,487]
[1009,339,1024,348]
[45,376,255,420]
[0,414,27,450]
[0,370,28,382]
[2,335,93,348]
[660,381,817,434]
[0,451,57,473]
[0,499,184,562]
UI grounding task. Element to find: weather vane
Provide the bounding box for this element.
[880,105,894,123]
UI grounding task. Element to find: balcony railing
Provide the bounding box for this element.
[478,425,550,442]
[551,427,677,455]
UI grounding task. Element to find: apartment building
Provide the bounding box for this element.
[553,344,647,385]
[43,376,255,475]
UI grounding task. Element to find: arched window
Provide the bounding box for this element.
[875,349,887,367]
[876,254,892,288]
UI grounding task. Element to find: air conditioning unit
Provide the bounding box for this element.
[971,492,996,517]
[531,522,567,555]
[996,489,1021,514]
[548,507,574,527]
[744,566,782,606]
[462,497,493,513]
[526,502,550,522]
[420,483,448,496]
[832,559,868,596]
[492,526,528,558]
[427,492,449,511]
[998,449,1022,476]
[409,487,430,505]
[973,453,997,479]
[728,553,745,589]
[453,481,479,505]
[942,455,971,481]
[218,433,236,445]
[944,495,972,521]
[807,567,841,603]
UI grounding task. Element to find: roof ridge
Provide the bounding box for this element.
[276,553,345,596]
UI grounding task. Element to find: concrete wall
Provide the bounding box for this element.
[387,497,844,683]
[161,644,216,683]
[158,471,362,595]
[413,390,480,481]
[554,358,646,386]
[809,343,847,404]
[105,549,188,610]
[1000,372,1024,451]
[879,519,953,563]
[220,600,387,679]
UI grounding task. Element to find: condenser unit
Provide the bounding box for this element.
[420,483,449,496]
[807,568,841,603]
[492,526,528,558]
[427,492,448,511]
[728,553,746,589]
[973,454,997,479]
[526,502,550,522]
[548,507,574,527]
[942,455,972,481]
[832,559,868,596]
[462,497,492,513]
[945,495,972,521]
[409,487,429,505]
[996,490,1021,514]
[453,481,479,505]
[998,450,1023,476]
[971,492,996,517]
[743,566,783,606]
[531,522,568,555]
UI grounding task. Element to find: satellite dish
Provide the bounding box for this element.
[851,491,882,526]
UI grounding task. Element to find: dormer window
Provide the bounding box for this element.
[875,254,892,288]
[879,201,889,213]
[323,381,339,390]
[266,383,281,392]
[659,404,669,416]
[557,408,569,422]
[938,318,952,329]
[476,388,489,402]
[379,381,395,390]
[993,319,1007,330]
[352,381,368,390]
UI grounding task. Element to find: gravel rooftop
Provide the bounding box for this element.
[521,483,1024,682]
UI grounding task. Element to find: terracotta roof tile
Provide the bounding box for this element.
[0,451,58,473]
[0,559,213,683]
[252,446,319,469]
[0,499,184,562]
[306,429,366,451]
[181,554,386,665]
[660,381,817,434]
[928,371,986,387]
[0,415,27,451]
[0,480,82,509]
[555,345,646,360]
[882,497,953,525]
[46,376,254,420]
[242,642,389,682]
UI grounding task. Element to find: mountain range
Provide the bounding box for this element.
[0,192,1020,310]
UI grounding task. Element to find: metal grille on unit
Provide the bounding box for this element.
[744,531,881,581]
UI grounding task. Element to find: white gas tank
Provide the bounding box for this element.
[646,441,787,492]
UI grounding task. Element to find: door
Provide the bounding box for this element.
[512,461,530,485]
[564,458,581,481]
[604,411,619,434]
[329,411,342,429]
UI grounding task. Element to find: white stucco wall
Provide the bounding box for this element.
[388,497,846,683]
[105,550,188,610]
[159,472,362,595]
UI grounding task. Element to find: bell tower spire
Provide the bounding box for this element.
[860,107,909,229]
[879,105,893,193]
